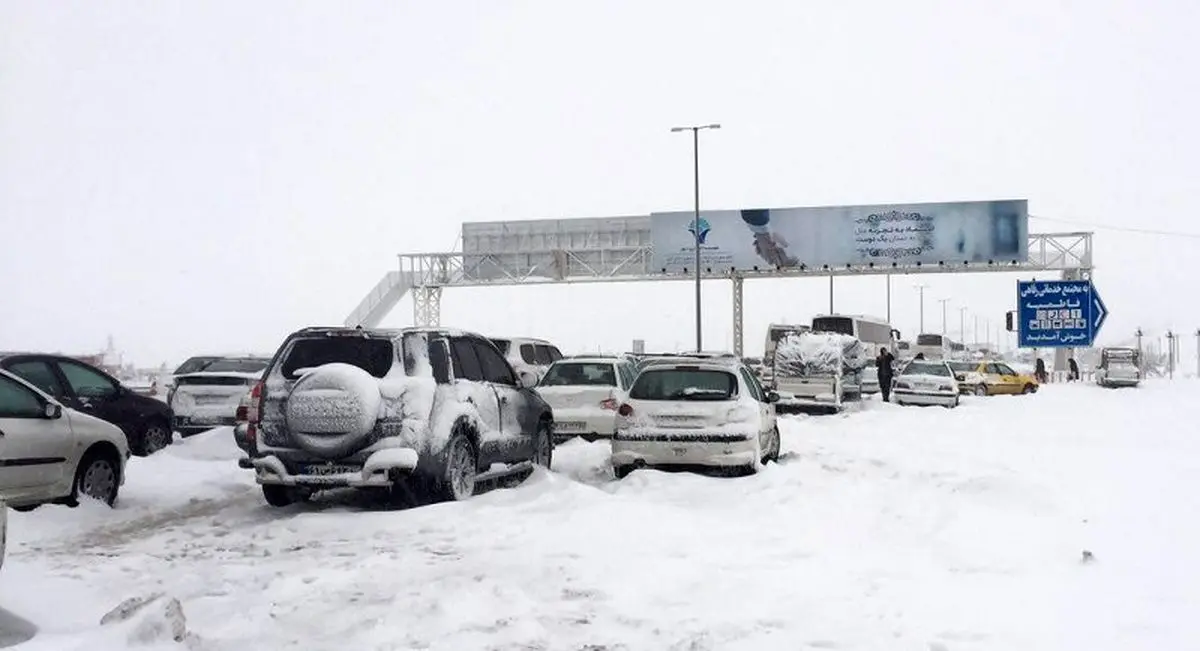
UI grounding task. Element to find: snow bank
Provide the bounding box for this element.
[774,331,867,376]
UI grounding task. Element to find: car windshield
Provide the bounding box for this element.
[201,358,269,374]
[538,362,616,387]
[903,362,951,377]
[629,368,737,401]
[947,361,973,373]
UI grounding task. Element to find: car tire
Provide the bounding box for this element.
[433,431,478,502]
[133,419,173,456]
[974,384,988,397]
[1022,384,1036,394]
[532,420,553,468]
[70,448,121,506]
[262,485,296,508]
[761,426,781,464]
[613,464,634,480]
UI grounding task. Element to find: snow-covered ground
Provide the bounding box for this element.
[2,381,1197,650]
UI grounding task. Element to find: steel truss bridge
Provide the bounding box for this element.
[345,215,1093,358]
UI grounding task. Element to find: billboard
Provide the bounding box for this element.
[650,200,1028,273]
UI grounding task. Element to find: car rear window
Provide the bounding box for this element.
[279,336,394,379]
[629,368,737,401]
[903,362,950,377]
[539,362,616,387]
[174,357,220,375]
[202,358,269,374]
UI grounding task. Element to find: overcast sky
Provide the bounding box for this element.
[3,0,1198,367]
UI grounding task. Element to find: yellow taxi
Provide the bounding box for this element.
[946,360,1039,396]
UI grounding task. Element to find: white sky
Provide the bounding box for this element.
[3,0,1199,367]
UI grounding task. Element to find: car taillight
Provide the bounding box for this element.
[246,381,264,424]
[617,403,634,417]
[600,398,618,410]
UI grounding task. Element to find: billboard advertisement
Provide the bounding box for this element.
[650,199,1028,273]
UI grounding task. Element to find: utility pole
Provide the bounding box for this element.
[1136,327,1143,374]
[1166,330,1175,379]
[973,315,980,345]
[829,275,834,314]
[937,298,950,335]
[886,275,892,323]
[670,123,721,352]
[958,307,968,343]
[914,283,929,333]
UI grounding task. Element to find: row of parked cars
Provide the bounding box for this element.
[225,326,784,508]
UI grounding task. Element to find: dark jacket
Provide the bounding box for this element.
[876,352,895,379]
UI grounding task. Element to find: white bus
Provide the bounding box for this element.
[913,333,954,360]
[810,314,901,394]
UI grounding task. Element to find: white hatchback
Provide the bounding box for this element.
[170,356,269,436]
[0,369,130,510]
[612,359,782,478]
[536,356,638,442]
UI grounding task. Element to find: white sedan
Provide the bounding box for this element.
[0,369,130,510]
[612,358,782,478]
[535,356,637,442]
[170,356,269,436]
[891,360,961,408]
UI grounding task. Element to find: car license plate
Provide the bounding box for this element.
[304,464,358,476]
[557,421,586,431]
[672,447,688,457]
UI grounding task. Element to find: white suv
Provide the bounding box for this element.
[612,357,782,478]
[488,337,563,382]
[0,369,129,510]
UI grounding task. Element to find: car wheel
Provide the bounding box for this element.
[761,426,781,464]
[72,450,120,506]
[614,464,634,480]
[434,432,478,502]
[134,420,173,456]
[974,384,988,397]
[533,420,553,468]
[1022,384,1036,394]
[262,485,296,508]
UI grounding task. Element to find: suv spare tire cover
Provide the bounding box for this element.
[284,363,382,459]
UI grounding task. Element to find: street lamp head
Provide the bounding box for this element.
[670,126,689,133]
[706,123,721,130]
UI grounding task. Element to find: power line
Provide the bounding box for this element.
[1030,214,1200,239]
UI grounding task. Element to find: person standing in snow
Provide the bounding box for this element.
[1068,357,1080,382]
[876,347,896,402]
[1035,357,1048,383]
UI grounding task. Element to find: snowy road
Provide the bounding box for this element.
[2,382,1197,650]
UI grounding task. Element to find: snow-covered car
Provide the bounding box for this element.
[169,356,269,436]
[1095,347,1141,388]
[242,327,554,506]
[612,357,782,478]
[536,356,638,442]
[771,332,866,411]
[0,500,6,571]
[891,360,960,408]
[0,369,129,510]
[488,337,564,383]
[946,360,1038,396]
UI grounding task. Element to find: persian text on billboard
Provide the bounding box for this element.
[649,200,1028,273]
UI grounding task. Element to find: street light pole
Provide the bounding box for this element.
[886,275,892,323]
[671,123,721,352]
[958,307,968,343]
[914,283,929,333]
[937,298,950,335]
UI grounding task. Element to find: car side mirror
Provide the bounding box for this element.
[765,391,780,404]
[44,402,62,419]
[517,369,539,389]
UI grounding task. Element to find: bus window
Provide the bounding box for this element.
[812,317,854,336]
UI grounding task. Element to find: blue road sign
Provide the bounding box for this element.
[1017,280,1108,348]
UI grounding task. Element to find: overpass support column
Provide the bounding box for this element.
[413,286,443,327]
[732,275,744,357]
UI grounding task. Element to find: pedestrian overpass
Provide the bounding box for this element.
[345,215,1093,358]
